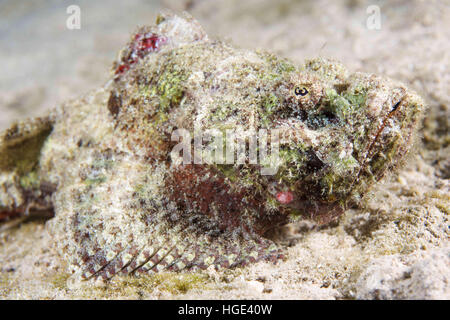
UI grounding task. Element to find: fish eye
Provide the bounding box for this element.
[295,86,309,96]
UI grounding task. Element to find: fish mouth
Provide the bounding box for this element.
[356,90,424,184]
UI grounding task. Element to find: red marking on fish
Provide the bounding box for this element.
[276,191,294,204]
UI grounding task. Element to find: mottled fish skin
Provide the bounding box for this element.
[0,11,424,280]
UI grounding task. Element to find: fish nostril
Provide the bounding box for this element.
[391,99,402,113]
[322,110,337,121]
[305,150,325,172]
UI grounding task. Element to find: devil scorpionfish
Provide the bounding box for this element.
[0,12,424,281]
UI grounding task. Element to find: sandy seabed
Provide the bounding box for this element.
[0,0,448,299]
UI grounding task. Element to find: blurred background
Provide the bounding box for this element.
[0,0,448,175]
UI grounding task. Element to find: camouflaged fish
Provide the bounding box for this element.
[0,12,424,280]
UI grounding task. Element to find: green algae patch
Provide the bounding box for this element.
[66,273,211,299]
[258,52,296,79]
[50,273,71,290]
[19,171,40,190]
[260,93,280,127]
[144,49,194,115]
[303,57,349,82]
[343,85,367,109]
[325,88,352,120]
[153,67,189,112]
[108,273,209,296]
[209,101,240,122]
[160,273,209,294]
[0,273,12,296]
[324,87,366,121]
[84,176,107,186]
